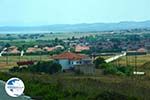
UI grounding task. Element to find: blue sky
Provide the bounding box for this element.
[0,0,150,26]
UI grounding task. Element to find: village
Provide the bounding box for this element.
[0,31,150,100]
[0,31,149,75]
[1,0,150,99]
[0,31,149,55]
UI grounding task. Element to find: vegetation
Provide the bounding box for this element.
[103,64,133,76]
[0,31,150,99]
[141,61,150,70]
[0,72,146,100]
[93,57,106,68]
[94,57,133,76]
[9,61,62,74]
[90,91,137,100]
[0,55,51,71]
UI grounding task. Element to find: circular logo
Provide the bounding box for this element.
[5,78,25,97]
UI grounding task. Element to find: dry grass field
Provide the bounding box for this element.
[0,55,50,71]
[0,54,150,72]
[114,54,150,67]
[100,54,150,67]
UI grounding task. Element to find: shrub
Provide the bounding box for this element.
[30,61,62,74]
[10,61,62,74]
[92,91,137,100]
[102,64,133,76]
[116,71,126,76]
[9,66,20,72]
[141,61,150,70]
[117,66,133,76]
[103,66,118,75]
[94,57,106,69]
[100,63,113,69]
[75,69,84,75]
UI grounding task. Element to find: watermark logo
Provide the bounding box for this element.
[5,78,25,97]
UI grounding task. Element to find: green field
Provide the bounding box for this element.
[0,32,100,42]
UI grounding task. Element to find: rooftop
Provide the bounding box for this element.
[53,52,88,60]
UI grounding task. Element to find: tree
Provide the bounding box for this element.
[5,43,11,48]
[54,38,59,42]
[71,36,75,40]
[10,61,62,74]
[93,57,106,69]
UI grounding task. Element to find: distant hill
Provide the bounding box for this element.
[0,20,150,33]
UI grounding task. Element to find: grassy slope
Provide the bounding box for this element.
[0,72,150,100]
[0,54,150,99]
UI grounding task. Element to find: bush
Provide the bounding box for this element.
[92,91,137,100]
[30,61,62,74]
[102,63,133,76]
[100,63,113,69]
[141,61,150,70]
[116,71,126,76]
[117,66,133,76]
[103,66,118,75]
[10,61,62,74]
[94,57,106,69]
[9,66,20,72]
[75,69,84,75]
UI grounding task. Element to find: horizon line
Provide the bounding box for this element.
[0,20,150,27]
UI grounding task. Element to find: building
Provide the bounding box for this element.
[53,52,92,70]
[137,48,147,53]
[43,45,64,52]
[75,45,90,52]
[26,47,42,53]
[9,48,20,54]
[127,48,147,56]
[43,47,55,52]
[7,46,20,54]
[75,64,95,74]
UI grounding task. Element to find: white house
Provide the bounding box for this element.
[53,52,92,70]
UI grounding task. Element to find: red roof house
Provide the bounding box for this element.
[53,52,91,70]
[75,45,90,52]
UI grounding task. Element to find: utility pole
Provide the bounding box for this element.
[18,51,20,62]
[126,55,128,66]
[39,52,42,61]
[126,51,129,67]
[117,58,119,67]
[6,52,8,65]
[134,51,137,74]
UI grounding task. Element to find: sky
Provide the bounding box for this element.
[0,0,150,26]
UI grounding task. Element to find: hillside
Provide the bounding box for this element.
[0,21,150,32]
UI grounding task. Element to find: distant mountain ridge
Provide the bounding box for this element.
[0,20,150,33]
